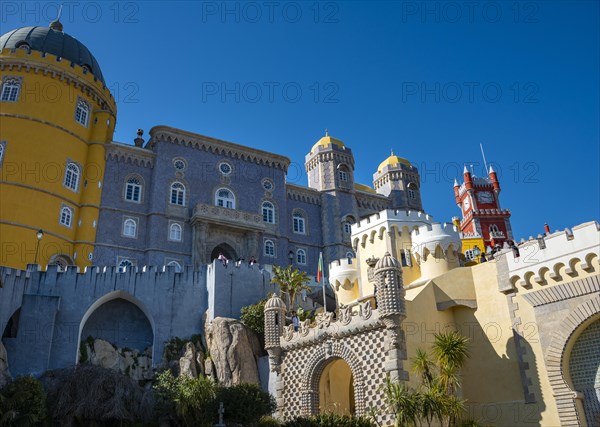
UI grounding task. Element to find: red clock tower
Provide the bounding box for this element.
[453,165,513,252]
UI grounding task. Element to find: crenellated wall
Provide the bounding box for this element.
[0,259,272,378]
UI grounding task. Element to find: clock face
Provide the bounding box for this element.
[463,196,471,210]
[477,191,494,204]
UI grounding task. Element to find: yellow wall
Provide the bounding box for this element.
[319,358,355,415]
[0,48,116,270]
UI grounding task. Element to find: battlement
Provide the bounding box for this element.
[501,221,600,289]
[354,209,432,231]
[1,48,115,109]
[460,208,511,225]
[411,222,461,257]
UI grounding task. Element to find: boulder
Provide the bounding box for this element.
[85,339,153,381]
[179,342,197,378]
[0,341,11,388]
[205,317,261,386]
[90,339,119,370]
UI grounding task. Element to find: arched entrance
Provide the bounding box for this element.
[319,358,355,415]
[78,291,155,363]
[211,243,237,263]
[568,318,600,426]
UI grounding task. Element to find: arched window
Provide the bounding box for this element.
[264,240,275,257]
[75,98,90,126]
[59,206,73,227]
[167,260,183,272]
[407,183,418,200]
[125,176,142,202]
[296,249,307,265]
[489,224,499,233]
[215,188,235,209]
[64,162,80,191]
[170,182,186,206]
[1,78,21,102]
[118,259,133,273]
[338,165,349,182]
[343,221,352,234]
[293,212,305,234]
[169,223,182,241]
[122,218,137,238]
[262,201,275,224]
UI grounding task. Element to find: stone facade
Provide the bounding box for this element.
[264,252,408,424]
[94,126,423,276]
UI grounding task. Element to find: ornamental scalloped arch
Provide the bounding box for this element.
[300,341,366,416]
[544,296,600,426]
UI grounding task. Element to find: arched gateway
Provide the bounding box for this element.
[265,253,408,424]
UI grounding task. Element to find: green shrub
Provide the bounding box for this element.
[259,415,283,426]
[0,376,47,426]
[240,297,270,337]
[216,382,276,426]
[284,414,376,427]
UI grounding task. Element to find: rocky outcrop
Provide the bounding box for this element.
[81,339,153,381]
[205,317,261,386]
[0,341,11,388]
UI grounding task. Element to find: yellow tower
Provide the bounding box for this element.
[0,20,116,270]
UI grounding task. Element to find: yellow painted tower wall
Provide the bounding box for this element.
[0,47,116,270]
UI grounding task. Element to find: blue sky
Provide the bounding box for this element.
[2,1,599,240]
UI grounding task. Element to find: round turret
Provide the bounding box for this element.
[411,223,462,280]
[374,252,406,319]
[265,294,287,311]
[310,133,345,154]
[377,154,411,173]
[264,294,286,351]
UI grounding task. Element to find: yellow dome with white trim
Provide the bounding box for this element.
[377,154,411,173]
[310,133,345,153]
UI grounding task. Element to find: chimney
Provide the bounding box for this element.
[544,223,550,234]
[134,129,144,147]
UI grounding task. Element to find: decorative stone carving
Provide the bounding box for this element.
[359,300,372,320]
[283,324,295,341]
[366,256,379,282]
[338,305,352,325]
[316,311,334,329]
[299,319,311,336]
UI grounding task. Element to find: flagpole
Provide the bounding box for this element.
[322,276,327,313]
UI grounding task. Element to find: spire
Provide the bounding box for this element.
[325,128,328,137]
[390,148,394,156]
[463,164,469,174]
[454,178,459,187]
[49,4,64,31]
[489,164,495,173]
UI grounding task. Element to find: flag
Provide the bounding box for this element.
[317,252,323,283]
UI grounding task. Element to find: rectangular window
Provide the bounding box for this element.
[1,78,21,102]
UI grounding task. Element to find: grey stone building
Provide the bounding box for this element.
[94,126,423,275]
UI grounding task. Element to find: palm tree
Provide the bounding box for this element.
[383,377,418,427]
[431,331,470,396]
[412,348,434,388]
[271,265,311,310]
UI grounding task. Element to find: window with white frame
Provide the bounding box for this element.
[338,170,348,182]
[0,142,5,167]
[296,249,307,265]
[125,176,142,202]
[169,223,182,241]
[262,201,275,224]
[170,182,186,206]
[489,224,499,233]
[293,212,305,234]
[167,260,183,272]
[1,78,21,102]
[264,240,275,257]
[216,188,235,209]
[75,98,90,126]
[118,259,134,273]
[63,162,80,192]
[59,206,74,228]
[122,218,137,238]
[464,249,475,261]
[343,221,352,234]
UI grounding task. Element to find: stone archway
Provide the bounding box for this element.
[301,341,366,416]
[211,243,237,263]
[77,291,155,363]
[545,297,600,426]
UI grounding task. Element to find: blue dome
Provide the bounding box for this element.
[0,24,105,84]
